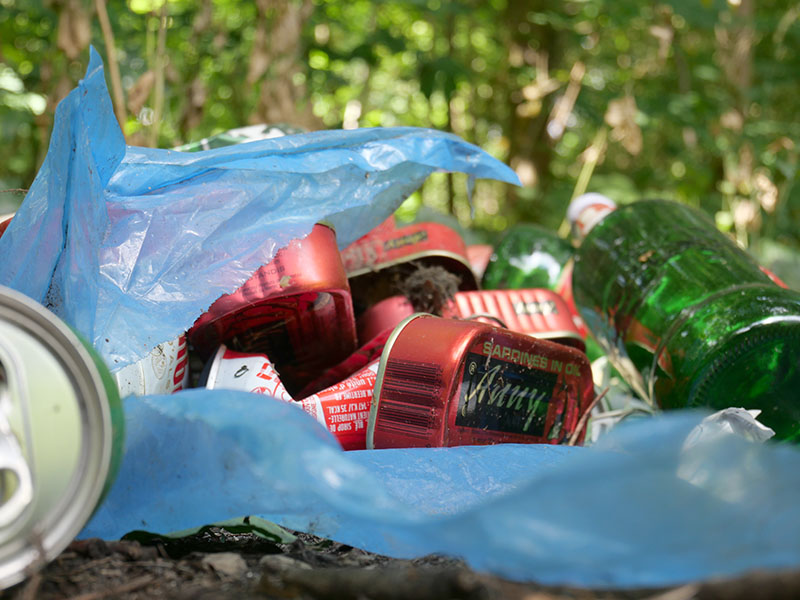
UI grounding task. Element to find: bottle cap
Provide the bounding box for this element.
[566,193,616,242]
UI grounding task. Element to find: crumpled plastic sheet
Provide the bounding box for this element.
[80,389,800,589]
[0,47,519,370]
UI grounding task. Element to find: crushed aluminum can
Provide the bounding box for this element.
[0,286,123,590]
[202,346,377,450]
[201,345,294,402]
[113,335,190,397]
[297,362,378,451]
[367,313,594,449]
[188,223,357,395]
[341,218,478,300]
[356,289,585,352]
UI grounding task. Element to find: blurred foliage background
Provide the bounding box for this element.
[1,0,799,267]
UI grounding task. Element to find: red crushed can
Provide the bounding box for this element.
[188,223,357,394]
[202,345,378,450]
[367,314,594,449]
[356,289,585,352]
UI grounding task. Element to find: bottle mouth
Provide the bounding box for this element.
[688,319,800,441]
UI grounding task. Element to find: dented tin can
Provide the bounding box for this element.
[342,218,478,303]
[202,345,377,450]
[188,223,357,395]
[356,289,585,352]
[367,314,594,449]
[0,286,123,590]
[113,335,190,397]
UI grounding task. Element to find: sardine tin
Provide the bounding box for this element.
[367,314,594,449]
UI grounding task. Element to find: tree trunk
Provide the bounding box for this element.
[503,0,561,210]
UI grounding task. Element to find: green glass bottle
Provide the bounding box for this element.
[571,199,800,441]
[482,224,574,291]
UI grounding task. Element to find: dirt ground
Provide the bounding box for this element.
[4,528,800,600]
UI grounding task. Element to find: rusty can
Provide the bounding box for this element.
[367,314,594,449]
[188,223,357,395]
[0,286,123,590]
[202,345,377,450]
[113,335,190,397]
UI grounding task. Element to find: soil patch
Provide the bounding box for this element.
[5,530,799,600]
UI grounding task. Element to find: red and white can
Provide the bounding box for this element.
[202,345,294,401]
[202,345,378,450]
[113,335,190,397]
[297,362,378,450]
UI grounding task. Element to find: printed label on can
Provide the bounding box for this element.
[299,361,378,451]
[512,298,559,316]
[456,339,583,438]
[114,334,189,397]
[204,345,293,402]
[383,229,428,251]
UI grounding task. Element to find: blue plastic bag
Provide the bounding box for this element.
[0,48,519,370]
[81,389,800,589]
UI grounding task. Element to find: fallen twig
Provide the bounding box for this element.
[567,385,610,446]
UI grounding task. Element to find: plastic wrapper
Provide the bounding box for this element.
[81,391,800,589]
[0,48,518,370]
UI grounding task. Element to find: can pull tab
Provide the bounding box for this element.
[0,360,34,528]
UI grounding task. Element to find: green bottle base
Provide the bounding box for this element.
[687,320,800,441]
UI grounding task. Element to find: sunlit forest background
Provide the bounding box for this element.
[2,0,799,271]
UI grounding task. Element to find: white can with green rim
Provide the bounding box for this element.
[0,286,123,590]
